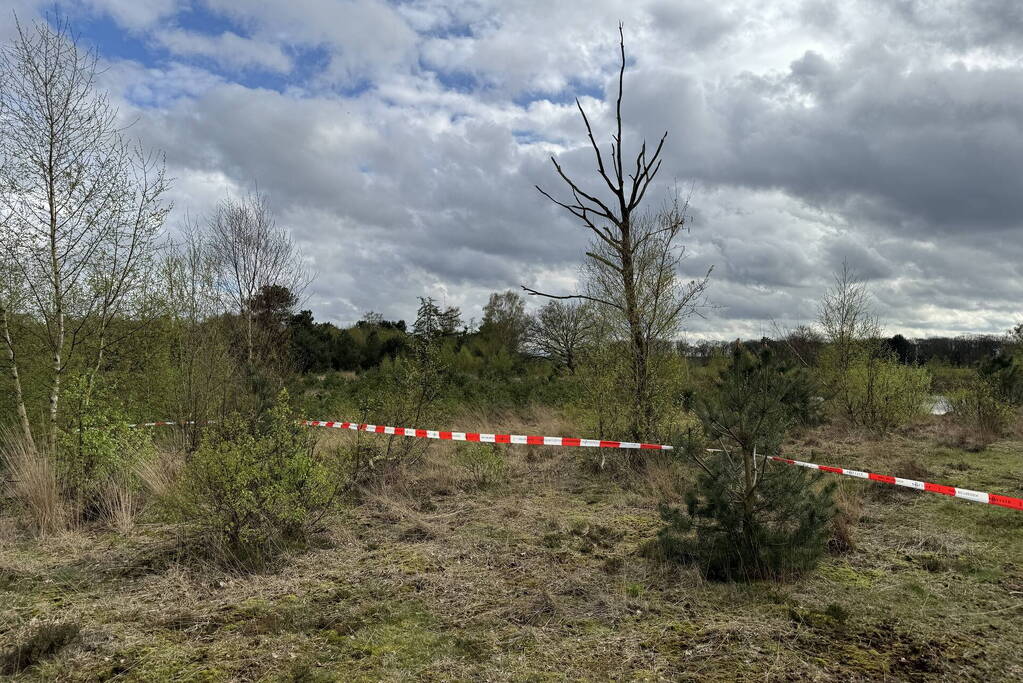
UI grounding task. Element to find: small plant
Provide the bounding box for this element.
[946,379,1013,450]
[171,390,340,569]
[657,344,836,581]
[658,452,835,581]
[56,375,156,520]
[455,443,507,489]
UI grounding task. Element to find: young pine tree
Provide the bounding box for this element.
[658,343,835,581]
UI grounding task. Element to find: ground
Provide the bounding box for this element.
[2,414,1022,681]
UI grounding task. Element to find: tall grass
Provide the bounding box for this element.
[0,429,67,536]
[101,480,141,534]
[135,448,183,500]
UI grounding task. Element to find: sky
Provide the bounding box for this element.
[6,0,1022,339]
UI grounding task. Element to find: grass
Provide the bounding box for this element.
[1,412,1022,680]
[1,429,67,536]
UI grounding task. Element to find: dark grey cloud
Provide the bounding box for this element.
[882,0,1023,53]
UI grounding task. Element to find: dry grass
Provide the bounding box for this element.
[639,454,688,504]
[0,429,67,536]
[2,413,1021,680]
[828,482,864,554]
[0,516,17,546]
[100,481,141,535]
[135,448,183,501]
[1,620,81,676]
[934,414,1002,452]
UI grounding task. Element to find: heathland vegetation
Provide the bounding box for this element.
[2,18,1023,680]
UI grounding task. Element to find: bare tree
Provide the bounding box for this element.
[523,25,710,437]
[816,261,889,424]
[162,224,241,444]
[817,260,880,369]
[76,145,169,412]
[526,299,594,373]
[208,191,309,365]
[0,17,170,453]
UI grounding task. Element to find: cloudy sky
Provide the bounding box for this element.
[8,0,1022,338]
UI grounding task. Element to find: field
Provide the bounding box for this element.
[3,411,1022,681]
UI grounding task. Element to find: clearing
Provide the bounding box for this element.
[2,413,1022,680]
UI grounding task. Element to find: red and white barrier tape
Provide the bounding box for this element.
[130,418,1023,511]
[770,455,1023,511]
[129,420,200,427]
[300,420,673,451]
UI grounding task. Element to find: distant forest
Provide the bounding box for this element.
[283,287,1013,374]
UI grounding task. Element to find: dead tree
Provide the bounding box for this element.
[524,25,709,438]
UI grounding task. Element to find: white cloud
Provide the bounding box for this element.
[80,0,177,31]
[203,0,419,86]
[155,29,293,72]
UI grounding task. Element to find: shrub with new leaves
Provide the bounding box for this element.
[947,379,1013,450]
[657,344,835,581]
[837,355,931,433]
[57,375,155,519]
[173,390,338,569]
[455,443,507,489]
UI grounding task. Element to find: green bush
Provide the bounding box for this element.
[981,353,1023,405]
[352,343,446,471]
[850,358,931,432]
[56,375,155,518]
[171,390,338,569]
[947,380,1013,449]
[455,443,507,489]
[658,345,835,581]
[657,456,835,581]
[577,343,692,446]
[821,349,931,433]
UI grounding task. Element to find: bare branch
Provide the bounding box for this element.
[520,285,623,312]
[524,26,712,439]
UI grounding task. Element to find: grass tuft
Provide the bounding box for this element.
[1,429,67,536]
